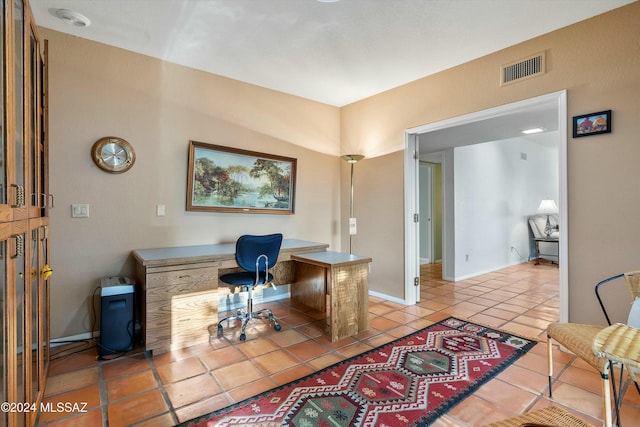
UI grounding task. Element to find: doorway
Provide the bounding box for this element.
[419,158,443,265]
[404,91,568,322]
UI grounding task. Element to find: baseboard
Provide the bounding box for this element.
[51,332,95,347]
[454,259,528,281]
[368,290,406,305]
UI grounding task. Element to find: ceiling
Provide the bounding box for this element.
[30,0,634,107]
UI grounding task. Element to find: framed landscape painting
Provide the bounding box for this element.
[187,141,296,214]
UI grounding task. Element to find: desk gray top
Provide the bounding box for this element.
[291,251,372,268]
[132,239,329,267]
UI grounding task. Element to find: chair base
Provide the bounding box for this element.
[217,307,281,341]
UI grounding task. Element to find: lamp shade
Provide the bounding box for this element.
[537,199,559,214]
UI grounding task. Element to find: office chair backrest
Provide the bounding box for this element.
[235,233,283,274]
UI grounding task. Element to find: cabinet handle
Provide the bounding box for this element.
[178,275,191,279]
[11,184,25,207]
[41,225,48,241]
[11,234,24,258]
[41,264,53,279]
[41,193,55,208]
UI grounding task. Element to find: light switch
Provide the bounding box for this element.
[71,204,89,218]
[156,204,166,217]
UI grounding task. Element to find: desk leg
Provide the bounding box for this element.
[291,262,326,312]
[330,263,369,342]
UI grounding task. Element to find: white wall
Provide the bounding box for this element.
[453,132,558,279]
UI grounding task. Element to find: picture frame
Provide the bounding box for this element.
[572,110,612,138]
[187,141,296,214]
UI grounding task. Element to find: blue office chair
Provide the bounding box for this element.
[217,233,283,341]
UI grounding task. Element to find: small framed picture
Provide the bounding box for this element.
[572,110,611,138]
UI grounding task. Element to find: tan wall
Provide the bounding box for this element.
[42,29,342,338]
[341,2,640,323]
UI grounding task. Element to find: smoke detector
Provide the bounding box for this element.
[55,9,91,27]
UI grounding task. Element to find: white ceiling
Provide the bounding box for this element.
[30,0,634,107]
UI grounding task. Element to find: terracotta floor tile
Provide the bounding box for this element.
[175,393,232,423]
[497,364,549,394]
[106,389,169,427]
[475,378,538,413]
[198,345,247,371]
[101,353,150,380]
[306,353,344,371]
[47,347,99,377]
[270,364,314,386]
[228,377,278,403]
[164,373,223,409]
[382,310,420,324]
[548,382,605,420]
[286,340,331,361]
[43,367,100,397]
[133,413,177,427]
[448,394,516,426]
[336,342,372,358]
[236,336,280,358]
[267,329,310,347]
[42,408,103,427]
[106,369,159,401]
[213,360,265,390]
[253,349,301,375]
[368,316,401,331]
[155,356,206,384]
[38,384,101,424]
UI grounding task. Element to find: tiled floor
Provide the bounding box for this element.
[37,261,640,426]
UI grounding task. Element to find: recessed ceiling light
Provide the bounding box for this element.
[522,128,545,135]
[56,9,91,27]
[316,0,341,2]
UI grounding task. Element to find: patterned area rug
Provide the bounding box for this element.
[180,317,536,427]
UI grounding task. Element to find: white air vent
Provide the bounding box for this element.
[500,52,546,86]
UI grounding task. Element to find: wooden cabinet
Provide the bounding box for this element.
[0,1,50,426]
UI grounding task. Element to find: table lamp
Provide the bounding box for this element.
[537,199,559,237]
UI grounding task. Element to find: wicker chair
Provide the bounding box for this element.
[547,271,640,427]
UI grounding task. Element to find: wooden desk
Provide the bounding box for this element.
[291,251,372,342]
[132,239,328,355]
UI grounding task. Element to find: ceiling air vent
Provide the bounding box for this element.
[500,52,546,86]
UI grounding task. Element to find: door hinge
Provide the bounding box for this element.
[413,151,419,160]
[414,276,420,287]
[413,213,419,223]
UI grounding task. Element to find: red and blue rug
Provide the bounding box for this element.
[181,317,536,427]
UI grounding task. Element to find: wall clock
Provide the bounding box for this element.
[91,136,136,173]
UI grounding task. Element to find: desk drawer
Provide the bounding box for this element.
[146,266,218,291]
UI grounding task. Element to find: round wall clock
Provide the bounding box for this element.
[91,136,136,173]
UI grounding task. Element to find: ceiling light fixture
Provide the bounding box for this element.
[316,0,341,3]
[522,128,545,135]
[56,9,91,27]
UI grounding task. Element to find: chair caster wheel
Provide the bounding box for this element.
[240,333,246,341]
[274,323,281,331]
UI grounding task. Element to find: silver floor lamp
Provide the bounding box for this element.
[342,154,364,254]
